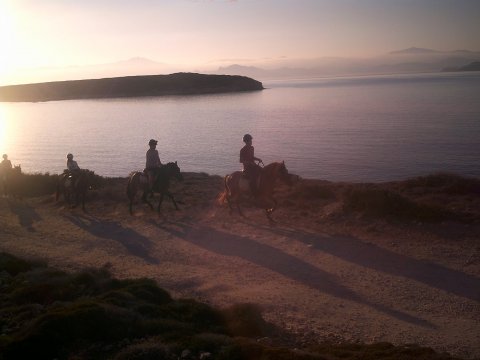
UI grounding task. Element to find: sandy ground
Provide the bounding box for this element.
[1,176,479,358]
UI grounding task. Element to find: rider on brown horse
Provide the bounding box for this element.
[240,133,263,196]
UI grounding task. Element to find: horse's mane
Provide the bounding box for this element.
[262,161,285,174]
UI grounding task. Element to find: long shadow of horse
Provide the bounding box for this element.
[154,221,433,328]
[65,215,158,264]
[7,200,42,232]
[254,224,480,303]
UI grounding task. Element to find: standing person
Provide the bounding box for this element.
[1,154,13,196]
[146,139,162,191]
[240,134,263,196]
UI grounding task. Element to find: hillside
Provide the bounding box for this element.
[0,172,479,358]
[0,73,264,102]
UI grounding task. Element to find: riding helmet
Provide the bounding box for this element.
[149,139,158,146]
[243,134,252,142]
[2,154,7,159]
[67,153,73,159]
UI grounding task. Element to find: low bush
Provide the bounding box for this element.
[343,186,453,222]
[403,173,480,196]
[0,253,462,360]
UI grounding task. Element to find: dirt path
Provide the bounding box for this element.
[1,195,479,358]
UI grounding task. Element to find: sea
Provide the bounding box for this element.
[1,72,479,182]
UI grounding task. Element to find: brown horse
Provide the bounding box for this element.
[56,169,100,211]
[126,161,183,215]
[218,161,296,222]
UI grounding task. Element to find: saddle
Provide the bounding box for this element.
[240,171,261,194]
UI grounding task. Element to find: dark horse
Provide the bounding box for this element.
[1,165,22,198]
[126,161,183,215]
[56,169,99,211]
[218,161,297,222]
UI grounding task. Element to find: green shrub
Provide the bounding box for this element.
[343,186,452,222]
[0,252,42,276]
[221,303,269,338]
[404,173,480,195]
[292,182,336,200]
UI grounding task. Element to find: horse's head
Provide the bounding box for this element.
[165,161,183,182]
[13,165,21,175]
[274,161,301,186]
[79,169,103,190]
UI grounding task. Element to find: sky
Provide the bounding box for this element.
[1,0,480,84]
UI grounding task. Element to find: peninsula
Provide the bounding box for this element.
[0,73,264,102]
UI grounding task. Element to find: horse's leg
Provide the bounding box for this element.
[166,191,179,210]
[81,191,86,212]
[234,195,246,217]
[226,194,234,214]
[72,192,79,208]
[265,198,278,224]
[128,189,139,214]
[142,191,154,210]
[157,192,165,212]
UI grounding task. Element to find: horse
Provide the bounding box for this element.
[126,161,183,215]
[55,169,100,211]
[1,165,22,198]
[218,161,297,222]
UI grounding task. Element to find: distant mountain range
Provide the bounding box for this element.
[3,47,480,86]
[388,47,479,55]
[212,47,480,80]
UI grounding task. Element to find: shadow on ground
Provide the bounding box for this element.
[155,220,433,328]
[65,214,159,264]
[7,199,42,232]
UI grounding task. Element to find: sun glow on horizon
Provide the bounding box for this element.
[1,0,480,86]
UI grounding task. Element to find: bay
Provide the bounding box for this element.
[1,72,479,182]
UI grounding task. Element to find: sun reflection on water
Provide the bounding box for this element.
[0,105,9,154]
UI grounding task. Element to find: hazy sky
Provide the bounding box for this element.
[1,0,480,80]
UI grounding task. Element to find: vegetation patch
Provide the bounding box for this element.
[402,173,480,196]
[0,253,462,359]
[342,185,454,222]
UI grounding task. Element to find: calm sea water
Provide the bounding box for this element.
[1,72,479,182]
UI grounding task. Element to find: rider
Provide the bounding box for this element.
[146,139,162,192]
[240,133,262,196]
[62,153,81,186]
[66,153,81,172]
[1,154,12,172]
[1,154,12,195]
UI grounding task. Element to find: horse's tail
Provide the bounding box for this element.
[126,172,135,200]
[126,171,143,200]
[217,175,230,205]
